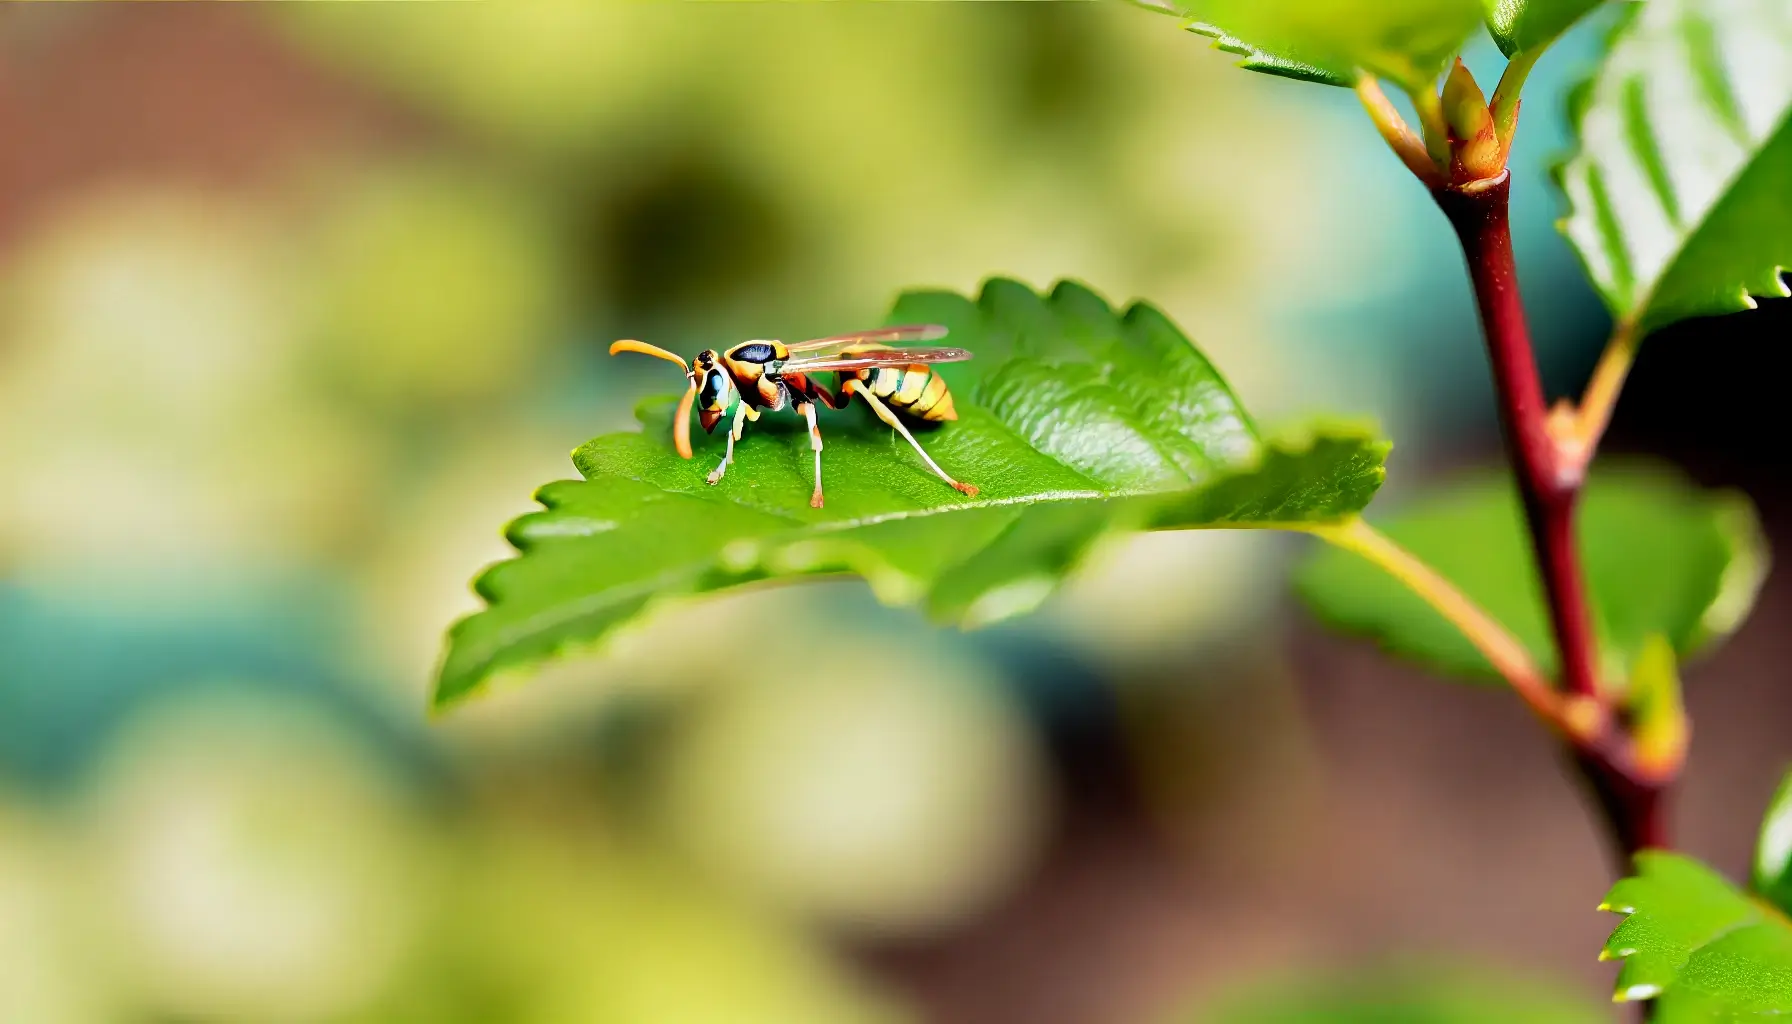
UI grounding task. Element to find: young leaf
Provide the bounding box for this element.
[1755,769,1792,916]
[1296,462,1765,686]
[1483,0,1609,58]
[1136,0,1483,92]
[435,280,1389,707]
[1558,0,1792,337]
[1601,851,1792,1013]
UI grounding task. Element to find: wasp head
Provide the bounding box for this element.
[692,349,733,432]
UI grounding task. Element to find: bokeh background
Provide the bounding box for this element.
[2,4,1787,1022]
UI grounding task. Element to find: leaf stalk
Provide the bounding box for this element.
[1303,517,1568,726]
[1490,47,1543,160]
[1553,319,1640,482]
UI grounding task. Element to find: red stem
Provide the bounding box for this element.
[1435,175,1600,701]
[1434,173,1669,865]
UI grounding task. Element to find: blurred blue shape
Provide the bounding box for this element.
[0,582,446,799]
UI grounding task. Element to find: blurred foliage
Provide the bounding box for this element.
[298,165,565,415]
[366,835,909,1024]
[1199,963,1605,1022]
[1297,462,1765,687]
[651,648,1047,938]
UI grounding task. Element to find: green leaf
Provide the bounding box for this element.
[1601,851,1792,1016]
[1754,769,1792,917]
[1483,0,1609,58]
[1558,0,1792,337]
[1134,0,1483,91]
[1201,963,1605,1022]
[1296,462,1766,686]
[435,279,1389,706]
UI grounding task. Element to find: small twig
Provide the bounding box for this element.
[1354,76,1445,188]
[1552,319,1640,482]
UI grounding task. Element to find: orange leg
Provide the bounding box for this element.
[843,380,978,497]
[802,402,825,508]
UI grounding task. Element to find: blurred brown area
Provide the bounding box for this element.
[0,6,427,244]
[2,5,1785,1024]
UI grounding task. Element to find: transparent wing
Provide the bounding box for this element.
[779,346,972,374]
[783,324,948,353]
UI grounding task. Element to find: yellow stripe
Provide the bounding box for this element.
[873,368,900,397]
[896,367,930,405]
[908,373,949,418]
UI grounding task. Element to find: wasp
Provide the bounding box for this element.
[609,325,979,508]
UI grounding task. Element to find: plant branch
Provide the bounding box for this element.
[1434,172,1670,865]
[1435,173,1602,700]
[1302,517,1582,732]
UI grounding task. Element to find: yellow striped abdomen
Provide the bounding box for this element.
[840,360,957,421]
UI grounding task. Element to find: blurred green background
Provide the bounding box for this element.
[3,4,1785,1022]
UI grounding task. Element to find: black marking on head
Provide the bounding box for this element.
[731,342,777,363]
[695,350,718,370]
[699,369,729,409]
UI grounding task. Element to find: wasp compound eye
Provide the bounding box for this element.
[700,370,728,410]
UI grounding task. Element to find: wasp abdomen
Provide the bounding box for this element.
[837,348,957,422]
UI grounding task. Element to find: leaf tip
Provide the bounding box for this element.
[1615,984,1661,1003]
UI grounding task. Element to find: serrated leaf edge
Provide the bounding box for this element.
[1183,19,1353,88]
[1597,855,1779,1005]
[1553,6,1792,336]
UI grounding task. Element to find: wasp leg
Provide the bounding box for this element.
[802,402,825,508]
[844,380,978,496]
[708,403,756,485]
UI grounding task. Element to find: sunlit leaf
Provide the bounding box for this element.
[1483,0,1609,58]
[435,279,1388,706]
[1296,462,1766,686]
[1133,0,1483,91]
[1558,0,1792,336]
[1601,851,1792,1016]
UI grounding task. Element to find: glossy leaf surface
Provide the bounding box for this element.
[1134,0,1483,91]
[436,279,1388,706]
[1483,0,1608,58]
[1296,463,1765,686]
[1559,0,1792,336]
[1601,851,1792,1015]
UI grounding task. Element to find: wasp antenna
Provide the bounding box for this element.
[673,383,697,460]
[610,339,692,372]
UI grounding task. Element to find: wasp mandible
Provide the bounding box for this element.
[609,325,979,508]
